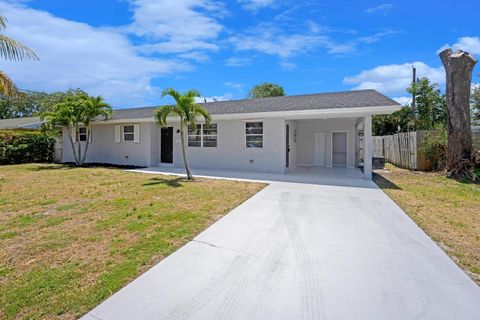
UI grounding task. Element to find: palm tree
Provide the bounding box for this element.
[155,88,211,180]
[43,92,112,165]
[0,16,38,96]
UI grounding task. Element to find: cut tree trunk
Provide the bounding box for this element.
[439,49,477,173]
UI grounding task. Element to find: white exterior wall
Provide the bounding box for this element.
[165,118,286,173]
[296,118,357,168]
[61,123,157,167]
[61,117,361,172]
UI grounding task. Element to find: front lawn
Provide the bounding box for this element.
[374,164,480,284]
[0,164,264,319]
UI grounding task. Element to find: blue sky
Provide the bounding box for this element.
[1,0,479,108]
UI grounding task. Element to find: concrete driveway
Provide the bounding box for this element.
[83,171,480,320]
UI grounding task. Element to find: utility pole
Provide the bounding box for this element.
[411,66,416,119]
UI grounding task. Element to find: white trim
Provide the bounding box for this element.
[245,121,264,149]
[119,124,140,143]
[314,132,326,167]
[187,123,218,148]
[331,131,349,168]
[90,105,401,125]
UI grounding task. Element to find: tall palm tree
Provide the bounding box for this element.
[0,16,38,96]
[155,88,211,180]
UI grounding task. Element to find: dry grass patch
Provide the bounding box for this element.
[0,164,265,319]
[374,164,480,284]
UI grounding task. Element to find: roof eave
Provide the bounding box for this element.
[92,104,401,124]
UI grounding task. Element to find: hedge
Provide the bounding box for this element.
[0,129,56,165]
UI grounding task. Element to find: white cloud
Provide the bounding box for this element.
[225,57,252,67]
[365,3,393,15]
[438,36,480,56]
[343,62,445,95]
[279,61,296,71]
[0,1,192,107]
[238,0,275,12]
[392,96,411,106]
[127,0,225,54]
[178,51,210,62]
[224,82,243,90]
[229,23,399,58]
[228,24,330,58]
[195,93,233,103]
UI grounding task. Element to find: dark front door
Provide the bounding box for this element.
[161,127,173,163]
[286,124,290,168]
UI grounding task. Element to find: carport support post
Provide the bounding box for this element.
[364,115,373,179]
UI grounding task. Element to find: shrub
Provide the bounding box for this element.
[0,129,56,165]
[422,125,448,171]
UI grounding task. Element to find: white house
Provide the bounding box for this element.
[61,89,401,179]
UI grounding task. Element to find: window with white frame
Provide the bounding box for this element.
[188,123,217,147]
[245,122,263,148]
[202,123,217,147]
[78,127,87,142]
[123,125,135,141]
[188,124,202,147]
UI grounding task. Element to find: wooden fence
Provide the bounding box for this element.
[372,131,420,170]
[373,129,480,171]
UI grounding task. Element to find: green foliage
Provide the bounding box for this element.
[373,106,414,136]
[248,82,285,98]
[0,89,86,119]
[374,78,447,135]
[155,88,211,180]
[422,124,448,171]
[42,91,112,165]
[0,16,38,97]
[155,88,211,128]
[471,85,480,122]
[407,77,447,130]
[0,129,55,165]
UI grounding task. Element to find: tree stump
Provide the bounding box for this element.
[439,49,477,177]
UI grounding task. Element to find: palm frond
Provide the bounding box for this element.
[0,70,16,96]
[194,105,212,124]
[0,34,39,61]
[161,88,182,104]
[185,89,201,99]
[155,105,174,127]
[0,16,7,31]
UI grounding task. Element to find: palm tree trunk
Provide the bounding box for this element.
[179,119,193,180]
[81,126,91,165]
[67,126,79,165]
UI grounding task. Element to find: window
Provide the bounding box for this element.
[246,122,263,148]
[123,125,134,141]
[188,124,202,147]
[188,123,217,147]
[78,127,87,142]
[202,123,217,147]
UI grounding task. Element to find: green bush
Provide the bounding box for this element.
[0,129,56,165]
[422,125,448,171]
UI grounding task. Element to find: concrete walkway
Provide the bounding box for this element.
[83,170,480,320]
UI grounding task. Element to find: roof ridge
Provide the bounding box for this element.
[112,89,380,111]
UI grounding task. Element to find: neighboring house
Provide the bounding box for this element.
[0,116,43,129]
[61,89,401,179]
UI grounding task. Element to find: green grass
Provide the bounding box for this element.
[374,164,480,284]
[0,164,264,319]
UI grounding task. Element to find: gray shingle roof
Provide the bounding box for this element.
[0,116,43,129]
[110,89,399,120]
